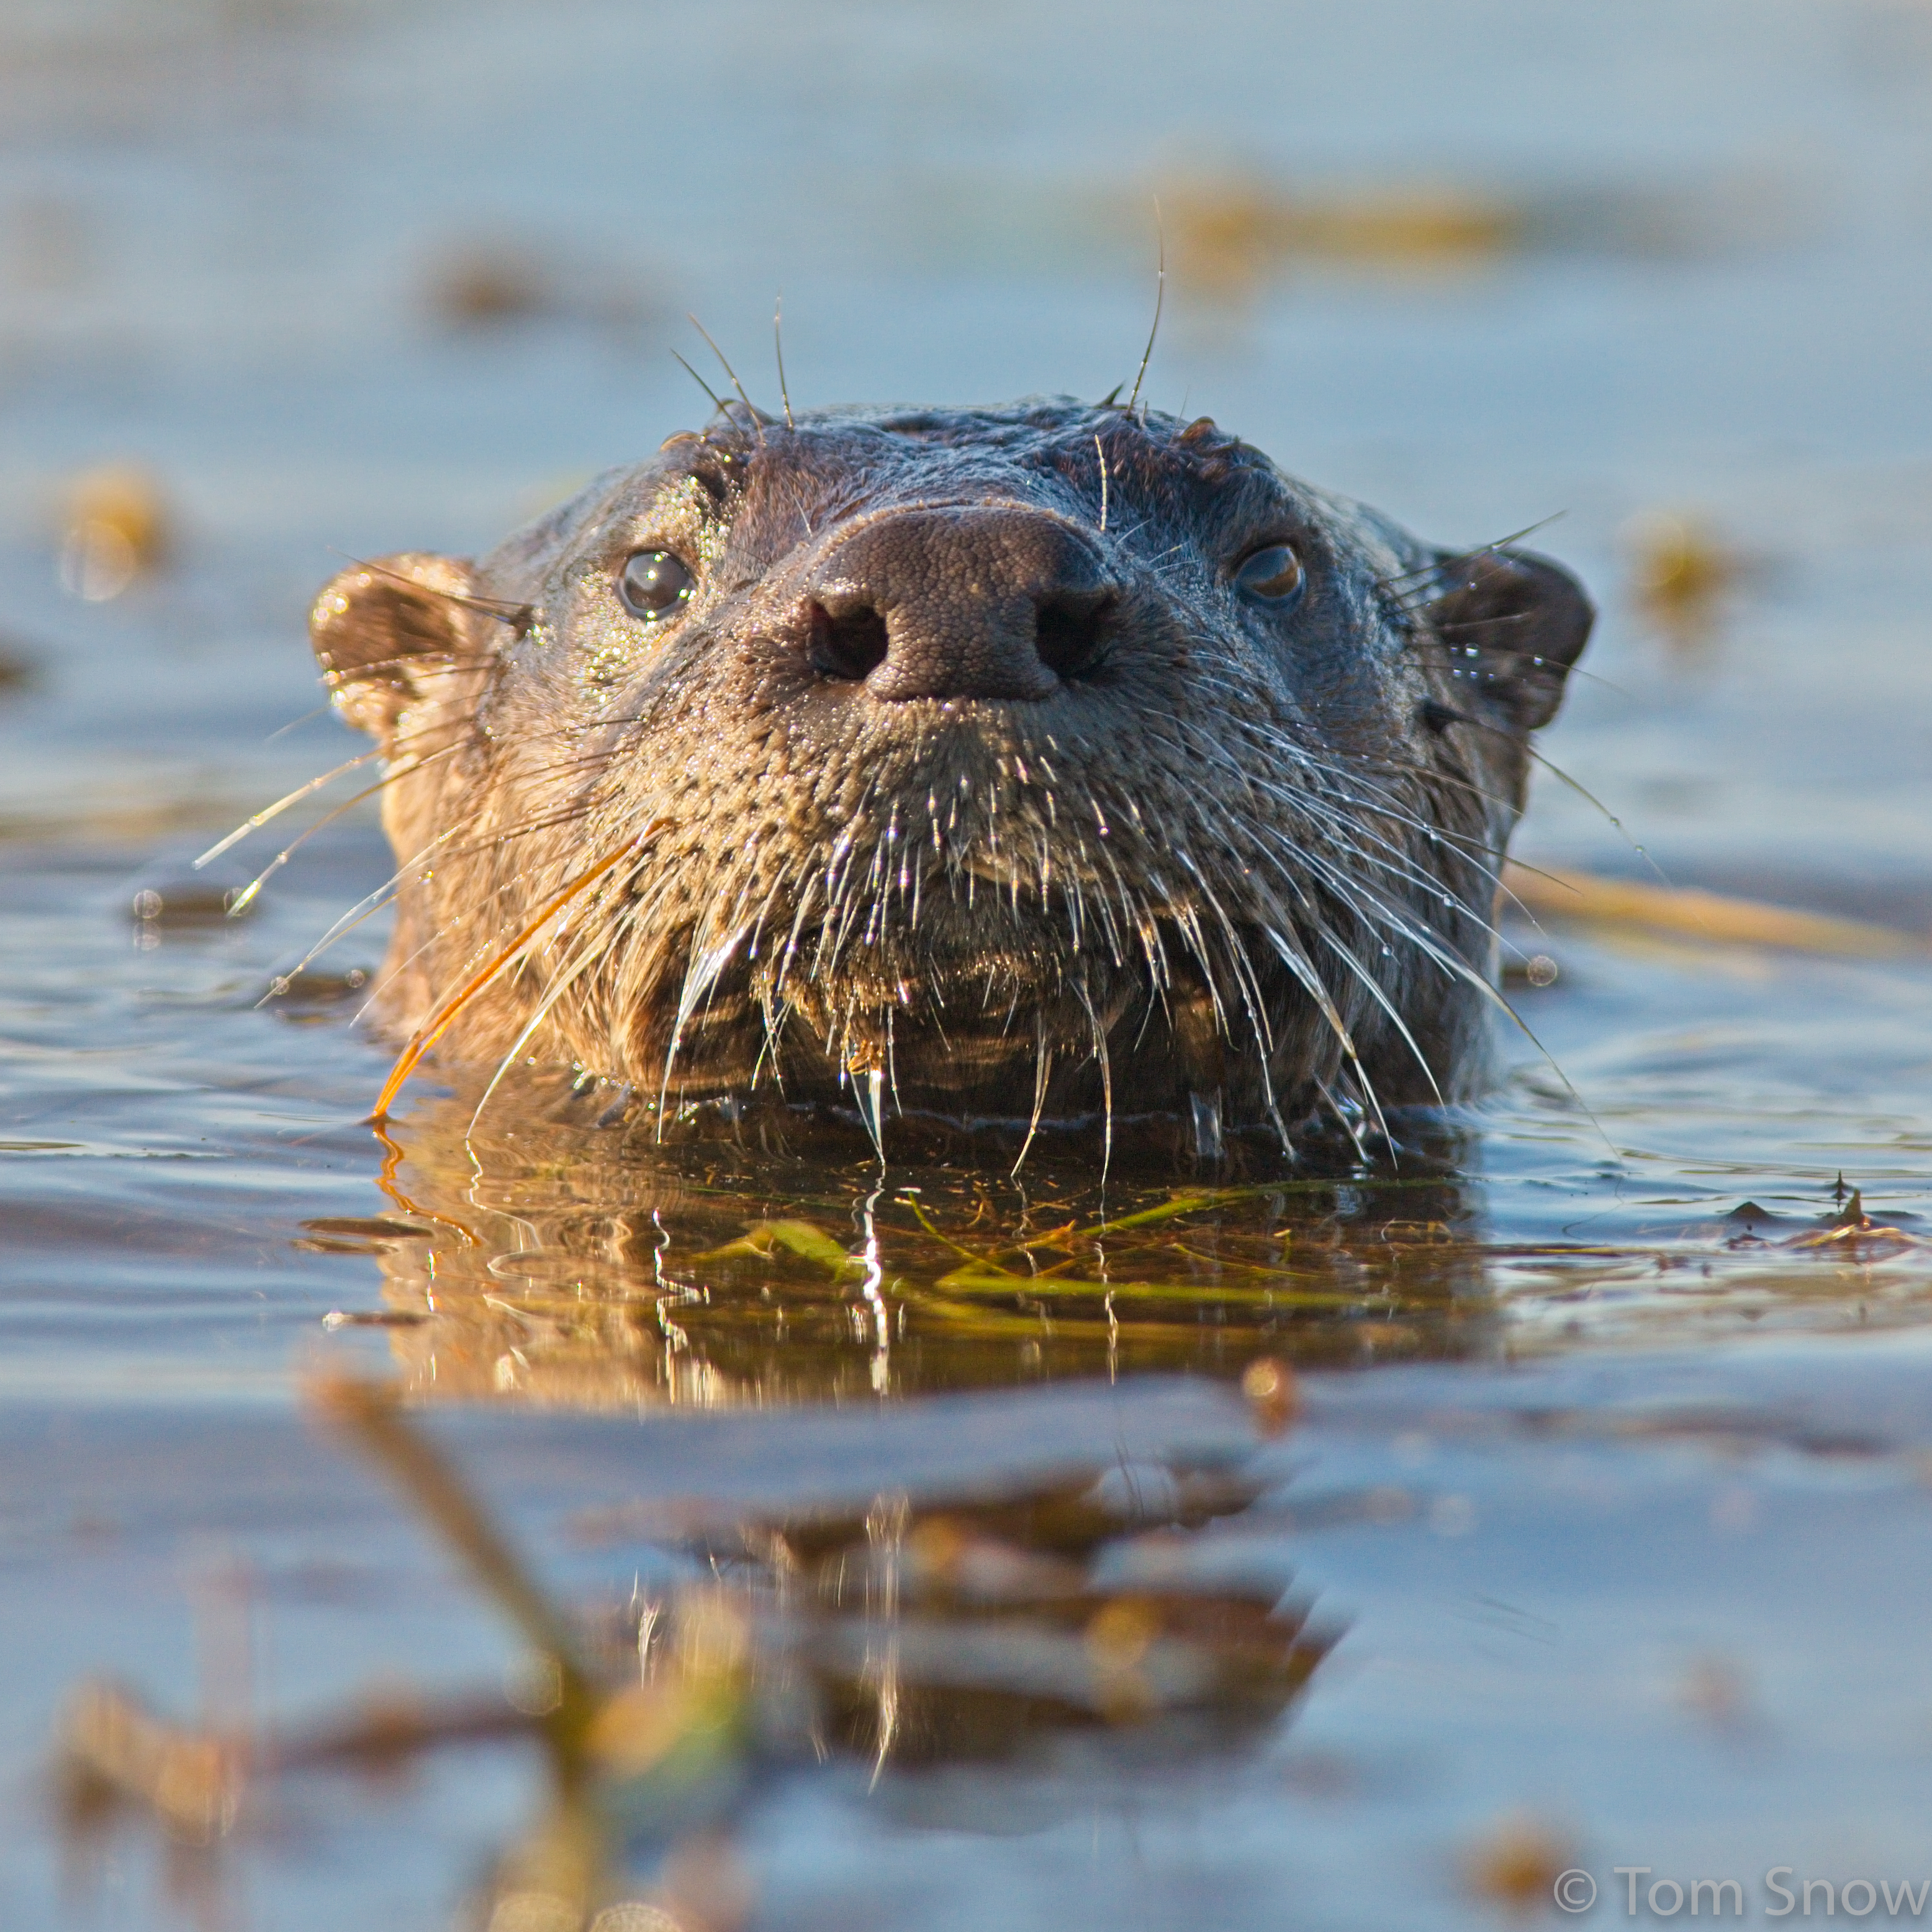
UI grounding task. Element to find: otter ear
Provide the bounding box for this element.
[1427,547,1594,732]
[309,553,482,741]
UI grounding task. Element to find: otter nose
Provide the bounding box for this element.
[805,506,1114,701]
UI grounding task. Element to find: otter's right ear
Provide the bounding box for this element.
[309,553,482,741]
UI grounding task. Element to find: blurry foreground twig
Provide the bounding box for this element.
[1502,862,1923,960]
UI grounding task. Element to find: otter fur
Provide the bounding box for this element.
[309,399,1591,1153]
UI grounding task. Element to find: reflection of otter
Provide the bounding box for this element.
[319,1086,1488,1411]
[58,1386,1338,1926]
[310,400,1590,1151]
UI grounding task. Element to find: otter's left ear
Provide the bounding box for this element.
[1427,547,1594,732]
[309,552,482,743]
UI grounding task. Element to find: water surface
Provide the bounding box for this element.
[3,2,1931,1925]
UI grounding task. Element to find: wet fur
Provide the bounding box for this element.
[309,399,1591,1152]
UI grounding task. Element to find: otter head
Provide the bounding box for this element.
[310,399,1590,1150]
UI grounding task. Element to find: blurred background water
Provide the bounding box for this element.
[2,2,1932,1927]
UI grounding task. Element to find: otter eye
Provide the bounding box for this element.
[618,549,694,621]
[1233,543,1304,605]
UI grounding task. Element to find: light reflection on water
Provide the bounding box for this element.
[2,0,1932,1926]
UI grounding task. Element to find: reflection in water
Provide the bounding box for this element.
[320,1080,1494,1409]
[58,1375,1332,1931]
[310,1059,1932,1411]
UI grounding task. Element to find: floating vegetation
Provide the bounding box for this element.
[328,1084,1492,1407]
[283,1080,1932,1410]
[1158,173,1527,297]
[1500,862,1922,961]
[128,875,255,930]
[55,462,171,603]
[0,634,38,693]
[1462,1812,1582,1916]
[1621,507,1746,649]
[423,235,661,341]
[908,165,1793,303]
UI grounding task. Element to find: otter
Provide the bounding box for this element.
[308,398,1591,1158]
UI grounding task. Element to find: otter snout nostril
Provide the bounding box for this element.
[808,600,890,681]
[1034,591,1114,681]
[802,505,1115,703]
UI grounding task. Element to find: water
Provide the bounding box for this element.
[4,2,1932,1925]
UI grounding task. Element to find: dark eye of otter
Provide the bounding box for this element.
[618,549,695,621]
[1232,543,1305,606]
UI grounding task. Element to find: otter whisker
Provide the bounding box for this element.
[771,870,826,1008]
[228,738,466,916]
[1258,927,1360,1067]
[773,294,795,431]
[1319,931,1445,1104]
[654,916,753,1130]
[269,814,480,1004]
[465,932,613,1139]
[325,553,535,631]
[1239,786,1503,947]
[1171,849,1277,1055]
[195,747,382,869]
[1012,1026,1054,1177]
[1312,1074,1373,1163]
[1140,721,1461,932]
[1267,931,1391,1144]
[371,824,666,1122]
[1124,214,1165,416]
[1372,514,1568,600]
[1153,713,1509,932]
[1073,976,1114,1183]
[749,988,791,1094]
[687,315,770,444]
[264,703,335,744]
[1520,743,1661,878]
[882,1003,902,1114]
[670,350,726,415]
